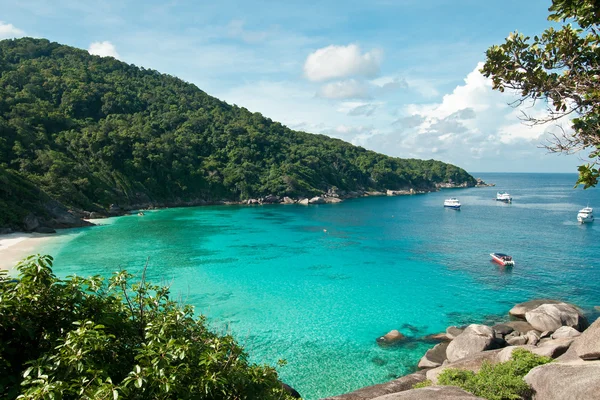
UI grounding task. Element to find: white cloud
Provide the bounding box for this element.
[304,44,383,82]
[88,41,120,59]
[0,22,25,39]
[318,79,370,99]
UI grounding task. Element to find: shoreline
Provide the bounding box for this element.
[0,232,67,273]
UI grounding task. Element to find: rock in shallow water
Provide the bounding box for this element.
[377,330,405,346]
[418,342,449,369]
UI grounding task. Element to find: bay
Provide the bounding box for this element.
[40,173,600,399]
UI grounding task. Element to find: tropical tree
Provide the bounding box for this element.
[0,255,295,400]
[482,0,600,188]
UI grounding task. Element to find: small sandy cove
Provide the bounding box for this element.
[0,233,58,274]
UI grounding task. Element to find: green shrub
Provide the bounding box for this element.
[412,379,433,389]
[0,255,295,400]
[437,348,552,400]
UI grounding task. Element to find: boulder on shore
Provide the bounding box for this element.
[370,385,485,399]
[426,349,503,384]
[502,320,536,335]
[572,316,600,360]
[321,372,427,400]
[525,303,588,332]
[551,326,581,340]
[524,360,600,400]
[377,330,405,346]
[418,342,449,369]
[298,198,309,205]
[446,324,498,363]
[445,326,464,340]
[509,299,562,319]
[282,197,295,204]
[309,196,326,204]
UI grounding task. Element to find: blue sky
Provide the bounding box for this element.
[0,0,585,173]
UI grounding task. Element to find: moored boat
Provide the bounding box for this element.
[490,253,514,266]
[496,192,512,203]
[443,198,461,209]
[577,207,594,224]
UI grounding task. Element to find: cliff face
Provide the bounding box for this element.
[0,38,476,231]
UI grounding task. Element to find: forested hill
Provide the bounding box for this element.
[0,38,476,230]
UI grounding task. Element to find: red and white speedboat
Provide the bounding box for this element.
[490,253,514,266]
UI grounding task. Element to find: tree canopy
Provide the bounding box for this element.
[0,255,295,399]
[482,0,600,188]
[0,38,475,229]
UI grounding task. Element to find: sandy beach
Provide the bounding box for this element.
[0,233,61,273]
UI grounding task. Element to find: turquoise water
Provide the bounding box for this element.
[41,173,599,399]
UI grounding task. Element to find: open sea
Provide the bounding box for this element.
[38,173,600,399]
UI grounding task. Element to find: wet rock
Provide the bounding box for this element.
[377,330,405,346]
[325,197,343,203]
[525,303,588,332]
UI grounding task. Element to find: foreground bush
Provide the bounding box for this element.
[0,255,294,399]
[436,348,553,400]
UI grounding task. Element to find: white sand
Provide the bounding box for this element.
[0,233,60,273]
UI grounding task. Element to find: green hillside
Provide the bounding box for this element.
[0,38,476,230]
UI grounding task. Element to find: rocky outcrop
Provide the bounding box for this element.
[572,316,600,360]
[371,386,484,399]
[298,198,309,205]
[445,326,464,340]
[418,342,449,369]
[551,326,581,340]
[525,303,588,332]
[23,214,40,231]
[509,299,562,319]
[502,321,536,335]
[322,372,427,400]
[446,324,498,363]
[309,196,326,204]
[282,197,295,204]
[377,330,405,346]
[524,360,600,400]
[426,349,503,384]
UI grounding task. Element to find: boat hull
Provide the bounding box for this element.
[577,215,594,224]
[444,205,461,210]
[490,253,514,266]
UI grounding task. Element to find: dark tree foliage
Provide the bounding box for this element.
[0,255,295,399]
[0,38,475,227]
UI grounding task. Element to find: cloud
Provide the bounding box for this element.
[347,103,379,116]
[370,76,408,95]
[0,22,25,39]
[227,20,269,43]
[88,41,120,59]
[304,44,383,82]
[317,79,370,99]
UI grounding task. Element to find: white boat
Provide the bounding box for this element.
[577,207,594,224]
[496,192,512,203]
[490,253,515,266]
[444,198,461,209]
